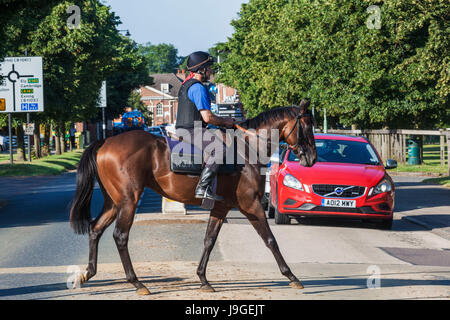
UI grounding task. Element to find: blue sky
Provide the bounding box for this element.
[102,0,248,57]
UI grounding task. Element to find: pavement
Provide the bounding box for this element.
[389,175,450,241]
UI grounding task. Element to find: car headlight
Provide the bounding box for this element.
[283,174,304,191]
[369,179,392,196]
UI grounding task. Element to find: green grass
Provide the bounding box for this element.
[422,176,450,187]
[0,150,83,177]
[391,144,448,175]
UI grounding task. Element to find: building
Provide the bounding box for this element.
[212,83,245,121]
[139,71,245,125]
[215,83,240,104]
[139,73,183,126]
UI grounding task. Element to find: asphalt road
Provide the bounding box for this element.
[0,172,449,300]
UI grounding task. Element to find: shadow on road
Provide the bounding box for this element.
[394,181,450,213]
[1,273,449,299]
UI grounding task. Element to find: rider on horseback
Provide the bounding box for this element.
[175,51,235,201]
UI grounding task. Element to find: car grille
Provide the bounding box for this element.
[312,184,366,198]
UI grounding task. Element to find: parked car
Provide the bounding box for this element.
[268,134,397,229]
[0,135,5,151]
[145,126,166,137]
[3,135,28,150]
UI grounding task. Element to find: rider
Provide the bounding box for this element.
[175,51,235,201]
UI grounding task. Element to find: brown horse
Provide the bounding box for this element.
[69,99,317,295]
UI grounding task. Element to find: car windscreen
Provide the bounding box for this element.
[288,139,381,165]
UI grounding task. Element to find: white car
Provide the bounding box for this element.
[0,135,5,151]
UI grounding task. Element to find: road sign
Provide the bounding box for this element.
[0,57,44,113]
[97,80,107,108]
[24,123,35,135]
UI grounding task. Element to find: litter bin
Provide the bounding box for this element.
[407,138,421,165]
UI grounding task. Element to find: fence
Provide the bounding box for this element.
[324,129,450,175]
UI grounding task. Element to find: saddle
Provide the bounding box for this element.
[165,132,238,175]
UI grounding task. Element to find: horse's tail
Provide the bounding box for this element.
[69,139,105,235]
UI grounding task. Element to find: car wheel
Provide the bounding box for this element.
[267,200,275,219]
[377,218,393,230]
[260,194,268,210]
[274,192,290,225]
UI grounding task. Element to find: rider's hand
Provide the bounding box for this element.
[224,117,236,129]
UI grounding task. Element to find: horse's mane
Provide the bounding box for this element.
[238,106,300,129]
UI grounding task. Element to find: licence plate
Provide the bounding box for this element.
[321,198,356,208]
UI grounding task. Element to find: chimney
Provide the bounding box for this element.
[177,69,186,81]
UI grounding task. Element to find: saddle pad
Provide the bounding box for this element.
[166,136,236,175]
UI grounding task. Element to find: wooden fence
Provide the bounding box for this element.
[324,129,450,175]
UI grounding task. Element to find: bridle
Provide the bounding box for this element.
[233,111,314,166]
[283,113,313,166]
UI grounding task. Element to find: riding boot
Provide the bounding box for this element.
[194,166,224,201]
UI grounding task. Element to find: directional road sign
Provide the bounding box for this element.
[0,57,44,113]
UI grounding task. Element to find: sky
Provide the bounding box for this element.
[102,0,248,57]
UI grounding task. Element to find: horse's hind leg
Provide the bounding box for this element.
[113,198,150,296]
[75,195,117,287]
[197,204,229,292]
[240,203,304,289]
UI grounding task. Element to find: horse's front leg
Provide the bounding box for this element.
[239,201,304,289]
[197,204,229,292]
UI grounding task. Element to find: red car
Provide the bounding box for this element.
[268,134,397,229]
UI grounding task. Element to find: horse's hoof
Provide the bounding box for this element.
[290,281,304,289]
[73,272,88,289]
[136,287,151,296]
[200,285,215,293]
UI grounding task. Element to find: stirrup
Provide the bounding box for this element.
[195,186,224,201]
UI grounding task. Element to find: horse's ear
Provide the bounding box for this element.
[299,99,311,113]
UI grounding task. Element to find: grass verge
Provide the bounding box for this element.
[0,150,83,177]
[390,144,448,175]
[422,176,450,188]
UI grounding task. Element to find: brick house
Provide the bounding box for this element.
[139,73,183,126]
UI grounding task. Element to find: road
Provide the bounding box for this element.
[0,172,449,300]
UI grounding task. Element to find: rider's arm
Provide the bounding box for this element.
[189,83,235,128]
[200,110,235,128]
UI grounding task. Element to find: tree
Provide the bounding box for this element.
[216,0,449,129]
[105,36,153,120]
[138,42,182,74]
[0,0,62,160]
[127,90,152,126]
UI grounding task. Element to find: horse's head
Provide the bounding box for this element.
[281,99,317,167]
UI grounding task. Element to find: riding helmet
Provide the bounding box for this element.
[187,51,214,73]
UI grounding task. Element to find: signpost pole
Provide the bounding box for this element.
[102,107,106,139]
[27,112,31,162]
[24,50,32,162]
[8,113,13,164]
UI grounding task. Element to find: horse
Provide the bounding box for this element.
[69,99,317,295]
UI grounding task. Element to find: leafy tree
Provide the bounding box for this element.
[216,0,449,129]
[0,0,61,159]
[127,90,152,126]
[138,42,182,74]
[105,36,153,120]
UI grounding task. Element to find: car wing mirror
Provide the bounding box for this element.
[385,159,397,170]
